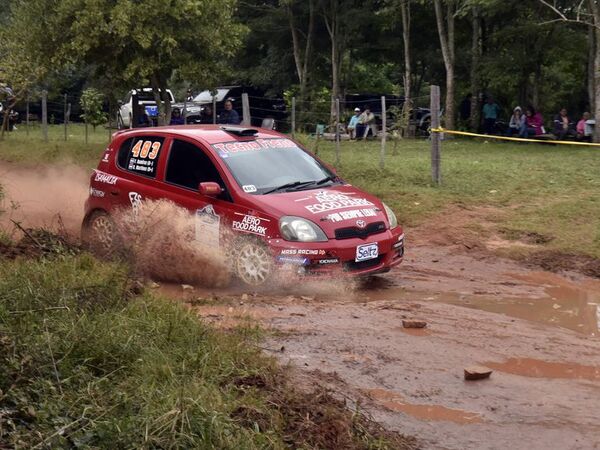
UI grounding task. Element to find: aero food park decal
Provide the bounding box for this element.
[301,191,375,214]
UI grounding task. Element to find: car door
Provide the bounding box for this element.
[111,133,170,212]
[159,137,255,250]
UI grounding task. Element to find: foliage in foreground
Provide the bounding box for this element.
[0,254,412,449]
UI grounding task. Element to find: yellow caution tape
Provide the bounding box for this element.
[430,127,600,147]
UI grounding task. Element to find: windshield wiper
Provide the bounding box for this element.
[263,180,315,195]
[313,175,337,186]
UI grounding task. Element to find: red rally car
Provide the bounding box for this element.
[82,125,404,285]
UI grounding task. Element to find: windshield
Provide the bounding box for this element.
[134,90,175,103]
[193,89,230,103]
[212,138,337,195]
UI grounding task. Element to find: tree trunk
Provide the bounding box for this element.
[470,6,481,131]
[433,0,456,131]
[150,73,171,126]
[400,0,411,104]
[323,0,342,121]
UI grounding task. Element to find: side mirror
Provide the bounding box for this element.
[198,181,222,196]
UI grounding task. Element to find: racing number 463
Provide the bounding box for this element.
[131,140,161,159]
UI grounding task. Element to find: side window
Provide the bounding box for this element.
[166,139,228,195]
[117,136,164,178]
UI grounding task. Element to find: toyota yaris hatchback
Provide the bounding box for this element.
[82,125,404,285]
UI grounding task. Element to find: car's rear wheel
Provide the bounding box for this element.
[82,210,120,258]
[234,239,273,286]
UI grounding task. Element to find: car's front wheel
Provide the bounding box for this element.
[82,210,120,258]
[234,239,273,286]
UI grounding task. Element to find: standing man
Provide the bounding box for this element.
[218,100,240,125]
[347,107,361,139]
[482,96,501,134]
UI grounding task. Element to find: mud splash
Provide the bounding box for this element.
[485,358,600,381]
[365,388,483,424]
[114,199,230,288]
[0,162,89,235]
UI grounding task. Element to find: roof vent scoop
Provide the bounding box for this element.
[220,126,258,137]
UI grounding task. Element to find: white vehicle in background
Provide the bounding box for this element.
[117,88,175,129]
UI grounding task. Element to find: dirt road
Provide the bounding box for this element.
[175,242,600,450]
[2,161,600,449]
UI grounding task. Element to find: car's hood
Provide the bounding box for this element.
[246,184,390,238]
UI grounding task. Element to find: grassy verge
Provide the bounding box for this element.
[0,251,413,449]
[2,125,599,259]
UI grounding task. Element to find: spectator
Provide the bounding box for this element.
[459,93,472,122]
[347,107,361,139]
[482,96,501,134]
[218,100,240,125]
[200,105,213,124]
[169,107,185,125]
[186,89,194,102]
[358,106,376,139]
[507,106,525,136]
[553,108,575,140]
[577,111,591,141]
[520,105,544,137]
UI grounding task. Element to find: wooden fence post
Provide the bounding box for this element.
[335,97,341,168]
[241,93,250,126]
[380,95,386,169]
[63,94,68,141]
[291,96,296,138]
[430,85,442,185]
[41,90,48,142]
[25,96,29,136]
[212,95,217,124]
[183,96,188,125]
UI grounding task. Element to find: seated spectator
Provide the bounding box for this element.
[553,108,575,140]
[348,107,361,139]
[482,96,501,134]
[200,105,213,124]
[358,106,376,139]
[576,111,591,141]
[169,107,185,125]
[217,100,240,125]
[520,105,544,137]
[507,106,525,136]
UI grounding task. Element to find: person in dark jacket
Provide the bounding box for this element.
[218,100,240,125]
[169,108,185,125]
[553,108,576,140]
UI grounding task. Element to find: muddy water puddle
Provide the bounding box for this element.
[485,357,600,381]
[366,388,483,424]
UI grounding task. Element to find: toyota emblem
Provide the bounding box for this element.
[356,220,366,229]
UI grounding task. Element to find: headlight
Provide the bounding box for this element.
[279,216,328,242]
[382,203,398,228]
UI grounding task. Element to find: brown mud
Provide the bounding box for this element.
[176,243,600,450]
[3,162,600,449]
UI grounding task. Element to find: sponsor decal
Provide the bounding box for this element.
[128,192,143,212]
[89,187,105,198]
[326,208,377,223]
[318,258,339,265]
[94,171,118,185]
[102,152,110,162]
[276,255,309,265]
[281,249,326,256]
[305,192,374,214]
[213,138,296,155]
[242,184,257,193]
[232,213,269,236]
[195,205,220,248]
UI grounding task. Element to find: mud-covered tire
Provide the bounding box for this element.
[81,210,120,258]
[234,238,274,286]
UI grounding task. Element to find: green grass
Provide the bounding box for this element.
[0,123,108,168]
[2,126,600,258]
[0,254,409,449]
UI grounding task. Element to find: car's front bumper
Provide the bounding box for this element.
[267,227,404,277]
